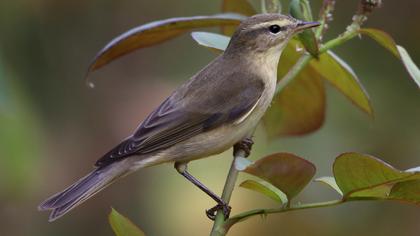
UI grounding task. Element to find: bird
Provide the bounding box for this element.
[38,13,319,222]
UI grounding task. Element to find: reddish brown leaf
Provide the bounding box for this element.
[264,40,326,137]
[87,14,244,76]
[244,152,316,200]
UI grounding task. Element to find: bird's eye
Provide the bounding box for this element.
[268,24,283,34]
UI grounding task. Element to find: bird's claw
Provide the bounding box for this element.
[233,138,254,157]
[206,203,231,221]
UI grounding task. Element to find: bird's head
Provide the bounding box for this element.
[225,14,319,57]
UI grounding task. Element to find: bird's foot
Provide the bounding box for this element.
[233,138,254,157]
[206,202,231,221]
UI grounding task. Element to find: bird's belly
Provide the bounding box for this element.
[170,122,254,162]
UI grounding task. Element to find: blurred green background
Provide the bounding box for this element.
[0,0,419,235]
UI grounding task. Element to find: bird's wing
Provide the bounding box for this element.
[95,71,265,167]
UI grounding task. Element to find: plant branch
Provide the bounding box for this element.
[223,199,343,230]
[315,0,336,40]
[210,147,248,236]
[275,53,312,94]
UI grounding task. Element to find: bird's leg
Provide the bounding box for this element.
[174,162,231,220]
[233,137,254,157]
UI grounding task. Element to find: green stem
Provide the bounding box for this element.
[319,31,358,54]
[210,149,247,236]
[224,199,343,230]
[315,0,335,40]
[275,53,312,94]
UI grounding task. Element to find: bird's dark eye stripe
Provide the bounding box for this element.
[268,24,285,34]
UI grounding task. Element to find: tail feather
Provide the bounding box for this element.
[38,161,130,222]
[38,171,101,211]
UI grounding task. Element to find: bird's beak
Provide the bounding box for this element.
[295,21,320,32]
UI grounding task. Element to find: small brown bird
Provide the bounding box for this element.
[39,13,319,222]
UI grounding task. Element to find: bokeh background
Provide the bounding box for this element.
[0,0,419,235]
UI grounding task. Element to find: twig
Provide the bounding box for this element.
[210,148,247,236]
[315,0,336,40]
[223,199,343,231]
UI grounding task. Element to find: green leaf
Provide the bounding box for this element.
[333,153,420,200]
[289,0,319,57]
[243,152,316,200]
[315,176,343,196]
[397,45,420,88]
[311,51,373,115]
[190,32,229,53]
[360,28,420,88]
[109,208,145,236]
[240,179,287,203]
[221,0,256,35]
[359,28,399,57]
[389,180,420,204]
[87,14,244,76]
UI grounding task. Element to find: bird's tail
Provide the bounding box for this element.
[38,160,134,222]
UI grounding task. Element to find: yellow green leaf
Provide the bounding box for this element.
[389,180,420,204]
[311,51,373,115]
[315,176,343,196]
[359,28,399,57]
[240,179,287,203]
[109,208,145,236]
[333,153,420,200]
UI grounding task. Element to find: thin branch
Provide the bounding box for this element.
[223,199,343,230]
[275,53,312,94]
[315,0,336,40]
[210,148,247,236]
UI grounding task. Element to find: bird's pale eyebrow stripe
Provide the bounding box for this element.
[248,19,291,30]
